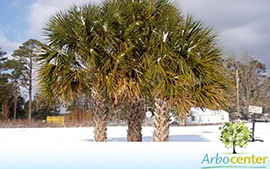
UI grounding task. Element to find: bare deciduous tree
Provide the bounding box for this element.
[224,50,270,119]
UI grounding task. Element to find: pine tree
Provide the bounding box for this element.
[9,39,39,122]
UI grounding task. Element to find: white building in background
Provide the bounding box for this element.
[186,107,229,125]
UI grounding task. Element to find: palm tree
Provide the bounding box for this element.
[102,0,146,142]
[144,15,230,141]
[39,2,148,141]
[38,5,114,142]
[100,0,186,141]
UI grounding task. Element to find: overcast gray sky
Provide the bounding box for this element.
[179,0,270,66]
[1,0,270,68]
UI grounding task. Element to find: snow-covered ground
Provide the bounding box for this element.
[0,122,269,143]
[0,123,269,169]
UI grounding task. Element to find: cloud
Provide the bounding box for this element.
[221,25,267,47]
[179,0,270,67]
[179,0,270,29]
[27,0,103,38]
[0,30,21,57]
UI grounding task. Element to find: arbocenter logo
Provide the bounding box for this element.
[201,153,268,169]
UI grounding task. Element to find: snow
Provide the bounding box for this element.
[103,25,107,32]
[163,32,169,42]
[0,123,269,143]
[188,28,194,34]
[1,123,269,169]
[188,45,197,52]
[80,15,85,25]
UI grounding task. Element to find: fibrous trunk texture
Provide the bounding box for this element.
[153,98,170,142]
[127,98,143,142]
[91,89,107,142]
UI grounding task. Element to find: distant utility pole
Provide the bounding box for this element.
[236,70,240,121]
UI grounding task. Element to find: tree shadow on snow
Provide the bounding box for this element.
[81,134,210,142]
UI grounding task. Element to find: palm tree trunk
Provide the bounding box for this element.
[91,88,107,142]
[127,98,143,142]
[153,98,170,142]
